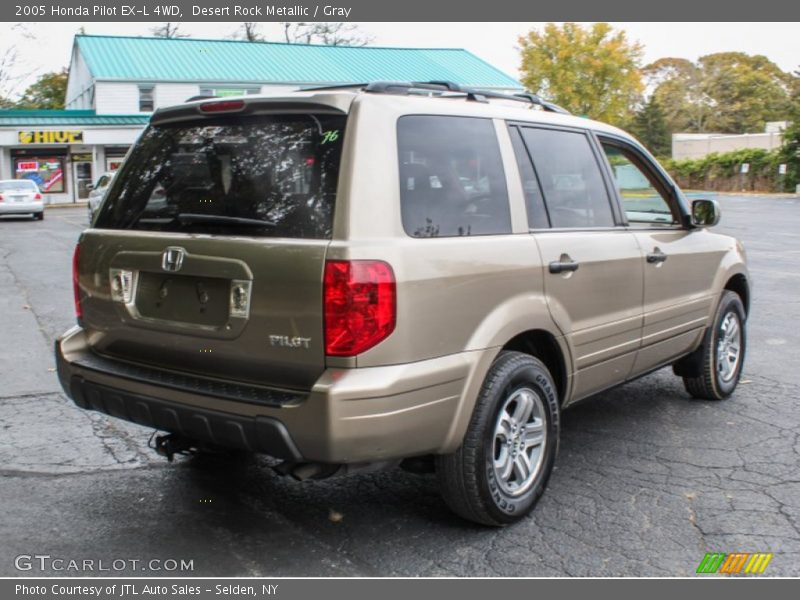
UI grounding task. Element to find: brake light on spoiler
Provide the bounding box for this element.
[198,100,246,114]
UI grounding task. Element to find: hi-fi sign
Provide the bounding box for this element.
[18,131,84,144]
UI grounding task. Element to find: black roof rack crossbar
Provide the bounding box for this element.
[300,82,370,91]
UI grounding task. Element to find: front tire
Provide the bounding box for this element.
[436,351,560,526]
[683,290,746,400]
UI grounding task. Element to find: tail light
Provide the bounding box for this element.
[34,193,42,201]
[324,260,396,357]
[0,194,4,202]
[72,243,82,320]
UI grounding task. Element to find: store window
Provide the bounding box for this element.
[139,85,155,112]
[15,156,65,193]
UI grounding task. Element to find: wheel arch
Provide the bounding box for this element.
[501,329,569,406]
[440,325,571,454]
[724,273,750,316]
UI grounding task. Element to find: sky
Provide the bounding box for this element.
[1,21,798,98]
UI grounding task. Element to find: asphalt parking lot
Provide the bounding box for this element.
[1,197,799,577]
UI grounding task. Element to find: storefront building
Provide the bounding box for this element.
[0,110,149,204]
[1,34,522,204]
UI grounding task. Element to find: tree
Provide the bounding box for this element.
[643,57,711,134]
[0,46,16,107]
[235,23,265,42]
[16,69,68,109]
[700,53,793,133]
[645,53,794,134]
[778,67,800,191]
[0,24,33,107]
[518,22,644,126]
[150,23,187,39]
[629,97,671,157]
[281,22,372,46]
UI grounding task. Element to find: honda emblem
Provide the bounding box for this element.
[161,247,185,273]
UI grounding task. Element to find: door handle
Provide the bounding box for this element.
[549,260,580,274]
[646,250,668,264]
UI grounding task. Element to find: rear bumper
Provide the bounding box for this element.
[0,202,43,215]
[56,326,491,463]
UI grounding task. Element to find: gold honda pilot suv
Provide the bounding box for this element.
[56,82,750,526]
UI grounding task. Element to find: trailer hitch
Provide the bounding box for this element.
[150,432,196,462]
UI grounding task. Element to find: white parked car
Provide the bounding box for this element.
[87,171,116,222]
[0,179,44,220]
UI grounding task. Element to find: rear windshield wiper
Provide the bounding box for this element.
[174,213,277,228]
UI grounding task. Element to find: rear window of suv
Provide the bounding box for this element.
[94,114,346,239]
[397,115,511,238]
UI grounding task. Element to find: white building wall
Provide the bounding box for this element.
[672,132,785,160]
[155,83,201,108]
[93,82,307,115]
[95,82,141,115]
[65,46,94,110]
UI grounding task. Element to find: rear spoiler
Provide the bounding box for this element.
[151,93,354,125]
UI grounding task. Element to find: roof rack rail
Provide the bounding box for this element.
[364,81,493,102]
[300,82,369,92]
[298,81,572,114]
[362,81,571,114]
[512,93,571,115]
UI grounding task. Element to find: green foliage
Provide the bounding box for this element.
[518,23,644,126]
[777,71,800,190]
[16,69,68,109]
[662,148,792,192]
[645,53,796,134]
[629,97,671,157]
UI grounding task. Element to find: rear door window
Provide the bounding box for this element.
[95,114,346,239]
[519,128,615,229]
[397,115,511,238]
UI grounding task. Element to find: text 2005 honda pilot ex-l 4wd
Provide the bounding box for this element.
[57,82,750,526]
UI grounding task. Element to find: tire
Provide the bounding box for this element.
[683,290,747,400]
[436,351,560,526]
[34,212,43,221]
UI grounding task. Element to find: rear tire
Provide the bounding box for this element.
[436,351,559,526]
[683,290,746,400]
[35,212,43,221]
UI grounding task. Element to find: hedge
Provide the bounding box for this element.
[661,148,794,193]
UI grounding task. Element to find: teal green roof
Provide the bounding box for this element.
[0,109,150,126]
[74,34,522,90]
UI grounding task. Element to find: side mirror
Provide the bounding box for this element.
[691,199,721,227]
